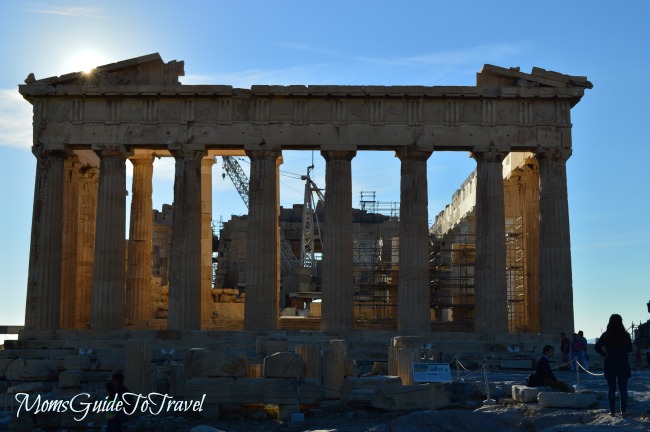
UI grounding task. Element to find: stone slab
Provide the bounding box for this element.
[59,369,83,388]
[341,376,402,404]
[537,391,598,408]
[5,359,61,381]
[256,337,289,357]
[371,383,449,411]
[64,354,92,370]
[263,352,306,378]
[512,385,551,403]
[185,377,323,405]
[184,348,248,379]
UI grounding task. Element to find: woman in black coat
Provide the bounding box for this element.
[595,314,633,417]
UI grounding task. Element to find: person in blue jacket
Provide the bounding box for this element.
[595,314,633,417]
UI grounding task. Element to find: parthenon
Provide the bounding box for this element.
[18,53,592,337]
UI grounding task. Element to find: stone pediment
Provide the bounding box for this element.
[24,53,184,86]
[477,64,593,89]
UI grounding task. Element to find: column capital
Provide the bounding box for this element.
[535,147,572,162]
[471,145,509,163]
[31,145,69,159]
[170,148,207,160]
[128,149,155,164]
[92,145,129,160]
[245,149,281,161]
[201,155,216,167]
[321,150,356,162]
[394,145,432,161]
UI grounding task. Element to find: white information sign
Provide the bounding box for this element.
[412,363,452,383]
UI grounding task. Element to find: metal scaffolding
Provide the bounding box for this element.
[506,216,526,332]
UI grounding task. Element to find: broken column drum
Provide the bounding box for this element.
[18,53,591,335]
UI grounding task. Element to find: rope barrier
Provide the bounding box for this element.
[576,360,604,376]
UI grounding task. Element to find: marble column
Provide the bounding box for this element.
[168,149,205,331]
[396,146,432,333]
[125,151,154,326]
[522,161,541,333]
[25,147,66,330]
[244,150,281,331]
[60,155,80,329]
[321,150,355,332]
[75,166,99,329]
[472,147,508,334]
[536,148,573,334]
[200,156,215,327]
[91,146,128,329]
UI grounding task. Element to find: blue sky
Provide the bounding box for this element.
[0,0,648,339]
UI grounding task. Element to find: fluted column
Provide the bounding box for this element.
[91,146,128,329]
[536,148,573,334]
[244,150,281,331]
[321,150,356,332]
[396,146,432,332]
[522,162,541,333]
[60,155,80,329]
[168,149,206,330]
[25,147,66,330]
[75,166,99,329]
[472,146,508,334]
[126,151,154,326]
[200,156,215,327]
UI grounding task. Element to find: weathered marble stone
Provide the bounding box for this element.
[255,337,289,357]
[5,359,60,381]
[63,354,91,370]
[537,391,597,408]
[371,383,449,411]
[59,369,83,388]
[512,384,551,403]
[185,377,323,405]
[184,348,248,378]
[262,352,306,378]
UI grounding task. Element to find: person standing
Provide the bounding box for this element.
[571,332,585,371]
[578,330,590,370]
[595,314,633,417]
[560,332,571,370]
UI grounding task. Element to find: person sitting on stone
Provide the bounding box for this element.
[536,345,571,392]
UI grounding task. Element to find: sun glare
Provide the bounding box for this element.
[64,50,108,74]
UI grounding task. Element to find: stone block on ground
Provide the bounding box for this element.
[340,376,402,404]
[7,382,50,394]
[537,391,598,408]
[59,369,83,388]
[391,336,422,348]
[185,377,323,405]
[256,337,289,357]
[5,358,61,381]
[371,383,449,411]
[184,348,248,379]
[263,352,306,378]
[512,385,554,403]
[64,354,92,371]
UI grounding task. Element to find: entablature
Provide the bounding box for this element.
[19,54,590,154]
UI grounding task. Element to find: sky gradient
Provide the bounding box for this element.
[1,0,649,339]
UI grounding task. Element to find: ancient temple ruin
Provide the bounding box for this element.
[19,53,592,337]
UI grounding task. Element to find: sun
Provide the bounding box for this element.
[64,50,109,74]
